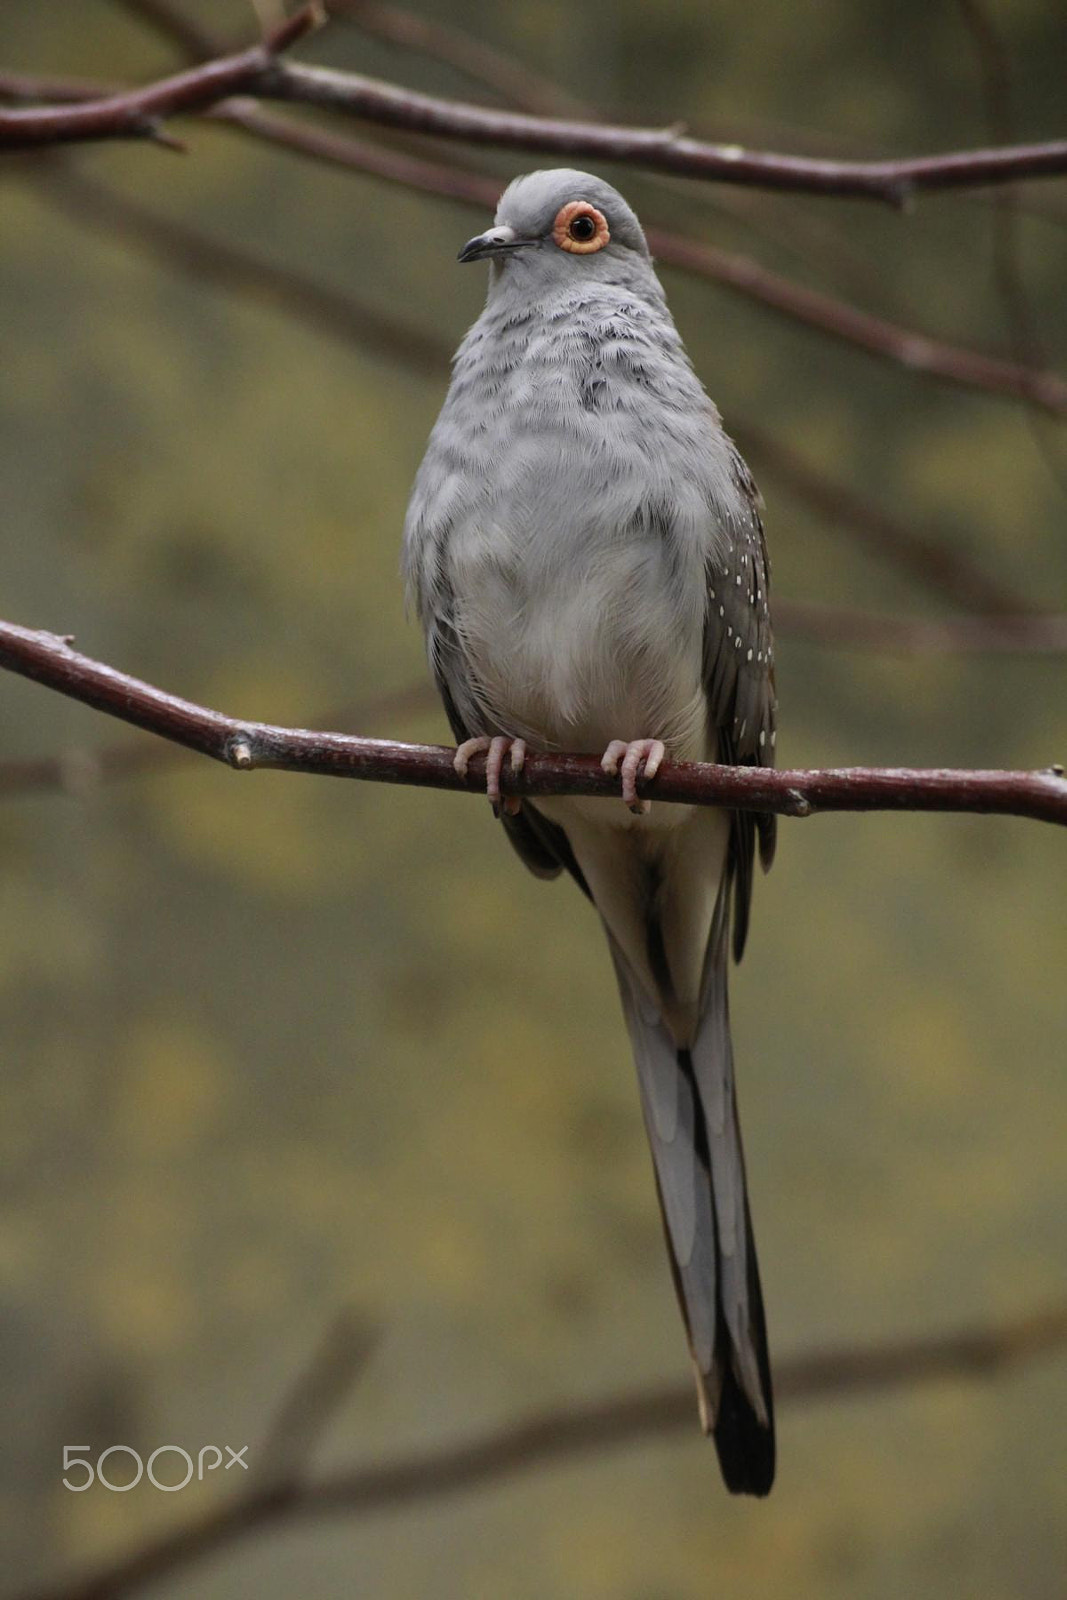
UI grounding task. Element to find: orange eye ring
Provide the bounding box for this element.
[552,201,610,254]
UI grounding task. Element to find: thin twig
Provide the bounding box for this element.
[20,159,1034,619]
[0,7,322,147]
[734,421,1035,615]
[111,0,223,60]
[1,621,1064,825]
[645,227,1067,413]
[20,1302,1067,1600]
[260,1312,378,1483]
[327,0,584,116]
[33,165,451,376]
[957,0,1067,494]
[771,601,1067,652]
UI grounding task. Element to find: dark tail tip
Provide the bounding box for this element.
[712,1364,776,1496]
[711,1191,776,1496]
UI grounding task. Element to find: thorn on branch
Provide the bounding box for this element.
[264,2,329,54]
[143,117,186,151]
[228,737,255,769]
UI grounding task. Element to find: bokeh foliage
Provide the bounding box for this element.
[1,1,1065,1595]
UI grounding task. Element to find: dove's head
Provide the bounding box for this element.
[458,169,652,292]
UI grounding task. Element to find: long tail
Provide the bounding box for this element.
[609,886,775,1496]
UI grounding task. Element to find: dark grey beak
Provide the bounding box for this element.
[457,224,534,264]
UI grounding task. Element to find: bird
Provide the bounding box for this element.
[402,169,778,1496]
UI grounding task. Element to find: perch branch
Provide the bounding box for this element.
[20,1302,1067,1600]
[1,621,1064,826]
[2,608,1065,805]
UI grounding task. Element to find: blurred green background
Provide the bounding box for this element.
[1,1,1065,1595]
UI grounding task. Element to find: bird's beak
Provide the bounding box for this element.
[457,224,534,264]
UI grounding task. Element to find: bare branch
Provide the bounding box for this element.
[261,63,1067,201]
[772,601,1067,653]
[19,163,1036,624]
[235,102,1067,409]
[209,106,1067,414]
[33,165,451,376]
[734,422,1036,614]
[9,70,1066,414]
[645,228,1067,413]
[9,121,1045,610]
[0,5,320,146]
[957,0,1067,494]
[1,621,1064,826]
[3,607,1065,806]
[20,1303,1067,1600]
[6,29,1067,201]
[260,1312,378,1483]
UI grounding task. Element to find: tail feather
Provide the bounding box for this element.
[608,892,775,1497]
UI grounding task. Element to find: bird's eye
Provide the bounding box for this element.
[552,201,610,254]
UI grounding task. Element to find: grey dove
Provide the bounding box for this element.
[403,169,778,1495]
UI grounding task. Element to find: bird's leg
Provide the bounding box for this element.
[600,738,666,815]
[453,735,527,815]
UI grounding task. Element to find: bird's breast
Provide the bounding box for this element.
[447,496,708,760]
[426,288,734,761]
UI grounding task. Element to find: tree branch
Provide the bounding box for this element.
[734,422,1037,614]
[770,601,1067,652]
[957,0,1067,494]
[0,7,322,147]
[20,1302,1067,1600]
[2,607,1064,806]
[19,159,1066,604]
[34,164,451,376]
[5,25,1067,200]
[1,621,1064,826]
[7,73,1049,620]
[9,70,1067,414]
[224,103,1067,411]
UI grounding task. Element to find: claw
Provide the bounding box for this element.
[600,737,666,814]
[454,735,527,815]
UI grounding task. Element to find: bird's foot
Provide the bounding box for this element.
[454,735,527,815]
[600,738,666,814]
